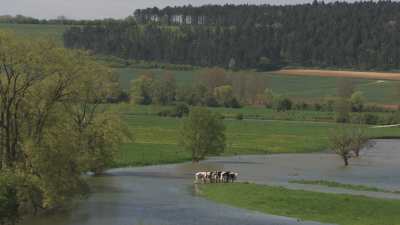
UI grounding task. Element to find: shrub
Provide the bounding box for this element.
[314,103,323,111]
[364,113,380,125]
[157,103,190,118]
[157,109,171,117]
[294,102,310,111]
[350,91,365,112]
[174,103,190,118]
[0,175,19,225]
[273,97,292,112]
[235,113,244,120]
[230,97,242,108]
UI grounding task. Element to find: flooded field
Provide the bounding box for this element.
[21,139,399,225]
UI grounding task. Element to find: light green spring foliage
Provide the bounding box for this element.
[181,107,226,161]
[214,85,234,106]
[350,91,365,112]
[0,31,130,223]
[130,74,154,105]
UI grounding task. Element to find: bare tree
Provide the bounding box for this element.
[350,126,373,157]
[329,126,354,166]
[197,68,228,91]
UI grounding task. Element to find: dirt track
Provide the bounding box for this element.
[276,69,400,81]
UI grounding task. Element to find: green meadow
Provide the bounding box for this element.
[200,183,400,225]
[118,67,400,104]
[114,109,400,167]
[289,180,400,194]
[0,23,70,45]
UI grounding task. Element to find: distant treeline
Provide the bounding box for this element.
[64,1,400,70]
[0,14,105,25]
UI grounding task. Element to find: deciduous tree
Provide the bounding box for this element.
[181,107,226,162]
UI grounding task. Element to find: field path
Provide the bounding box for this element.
[372,124,400,128]
[276,69,400,80]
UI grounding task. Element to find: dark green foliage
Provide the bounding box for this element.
[273,97,293,112]
[235,113,244,120]
[0,175,19,225]
[157,103,190,118]
[363,113,380,125]
[230,97,242,109]
[294,102,310,111]
[65,2,400,70]
[174,103,190,117]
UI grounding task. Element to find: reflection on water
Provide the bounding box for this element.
[20,139,400,225]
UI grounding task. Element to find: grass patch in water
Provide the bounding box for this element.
[290,180,400,194]
[199,183,400,225]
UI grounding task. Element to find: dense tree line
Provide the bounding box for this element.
[65,1,400,70]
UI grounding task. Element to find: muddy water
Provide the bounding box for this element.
[20,139,399,225]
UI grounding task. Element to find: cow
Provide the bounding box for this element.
[227,172,239,183]
[221,171,239,183]
[194,172,207,183]
[196,171,239,183]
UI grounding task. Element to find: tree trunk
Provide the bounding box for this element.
[343,156,349,166]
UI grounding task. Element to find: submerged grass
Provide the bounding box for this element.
[290,180,400,194]
[114,113,400,167]
[200,183,400,225]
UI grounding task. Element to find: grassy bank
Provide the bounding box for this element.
[114,113,400,167]
[199,183,400,225]
[290,180,400,194]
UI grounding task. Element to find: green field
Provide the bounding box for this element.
[200,183,400,225]
[1,23,399,104]
[0,23,69,45]
[118,67,400,104]
[3,22,400,168]
[114,108,400,167]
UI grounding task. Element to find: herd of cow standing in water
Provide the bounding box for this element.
[194,171,239,183]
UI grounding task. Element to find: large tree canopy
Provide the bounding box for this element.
[0,31,129,224]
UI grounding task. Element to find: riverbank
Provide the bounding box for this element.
[199,183,400,225]
[20,139,400,225]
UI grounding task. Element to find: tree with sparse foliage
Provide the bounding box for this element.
[329,126,354,166]
[181,107,226,162]
[350,126,371,157]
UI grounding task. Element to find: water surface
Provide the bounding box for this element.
[21,139,400,225]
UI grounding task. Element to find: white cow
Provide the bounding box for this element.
[194,172,209,183]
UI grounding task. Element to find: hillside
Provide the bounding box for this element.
[65,1,400,70]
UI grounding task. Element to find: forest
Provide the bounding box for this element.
[64,1,400,70]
